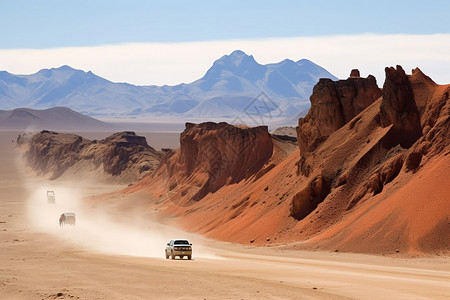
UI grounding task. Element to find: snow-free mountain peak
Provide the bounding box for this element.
[202,50,266,84]
[32,65,106,84]
[213,50,259,68]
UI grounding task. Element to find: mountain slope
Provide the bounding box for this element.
[0,51,338,120]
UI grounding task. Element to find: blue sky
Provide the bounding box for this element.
[0,1,449,85]
[1,0,449,48]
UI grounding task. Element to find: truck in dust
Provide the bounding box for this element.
[165,239,192,260]
[59,213,76,226]
[47,190,56,204]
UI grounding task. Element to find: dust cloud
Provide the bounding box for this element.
[25,182,220,260]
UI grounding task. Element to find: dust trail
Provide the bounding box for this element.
[26,183,221,260]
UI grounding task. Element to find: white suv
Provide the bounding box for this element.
[165,239,192,260]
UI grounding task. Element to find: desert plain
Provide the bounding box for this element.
[0,130,449,300]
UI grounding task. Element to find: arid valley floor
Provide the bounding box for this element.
[1,130,449,300]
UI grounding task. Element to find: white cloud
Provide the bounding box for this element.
[0,34,449,86]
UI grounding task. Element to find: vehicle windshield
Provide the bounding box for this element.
[174,240,190,245]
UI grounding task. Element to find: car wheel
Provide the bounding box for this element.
[171,252,176,260]
[165,252,169,259]
[188,255,191,260]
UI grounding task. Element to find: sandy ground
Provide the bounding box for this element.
[1,131,449,300]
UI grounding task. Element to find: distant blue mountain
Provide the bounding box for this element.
[0,50,338,121]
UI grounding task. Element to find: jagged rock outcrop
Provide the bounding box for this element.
[289,65,450,239]
[297,71,382,157]
[157,122,273,201]
[25,131,162,183]
[380,65,422,147]
[349,69,360,78]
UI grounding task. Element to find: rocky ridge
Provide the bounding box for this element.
[25,131,162,183]
[287,66,449,253]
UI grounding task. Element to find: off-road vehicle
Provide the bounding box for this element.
[165,239,192,260]
[59,213,76,226]
[47,190,55,203]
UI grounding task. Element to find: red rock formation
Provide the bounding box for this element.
[26,130,91,179]
[380,65,422,147]
[79,66,450,255]
[290,174,330,220]
[297,72,381,157]
[297,71,382,177]
[288,66,450,251]
[144,66,448,255]
[26,131,162,183]
[349,69,360,78]
[156,122,273,201]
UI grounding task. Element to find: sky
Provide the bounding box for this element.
[0,0,449,85]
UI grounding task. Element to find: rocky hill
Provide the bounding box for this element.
[120,66,449,255]
[292,66,450,254]
[25,131,162,184]
[154,122,274,201]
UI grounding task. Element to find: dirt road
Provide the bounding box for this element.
[1,131,449,299]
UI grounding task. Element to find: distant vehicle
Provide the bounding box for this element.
[165,239,192,260]
[59,213,76,226]
[47,190,56,203]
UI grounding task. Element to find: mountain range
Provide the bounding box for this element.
[0,50,338,123]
